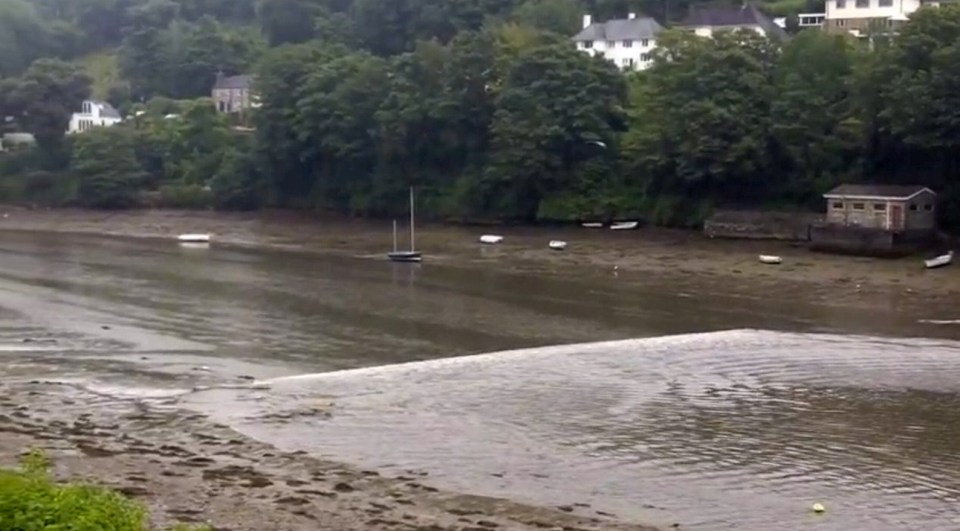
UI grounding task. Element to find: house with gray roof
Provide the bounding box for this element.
[212,72,255,114]
[67,100,122,135]
[572,13,665,70]
[678,4,788,39]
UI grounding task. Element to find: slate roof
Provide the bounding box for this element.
[89,100,121,119]
[679,4,787,39]
[572,17,664,42]
[824,184,936,199]
[213,74,253,90]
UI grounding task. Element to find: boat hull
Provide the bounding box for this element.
[610,221,639,231]
[925,254,953,269]
[178,234,211,243]
[388,251,422,263]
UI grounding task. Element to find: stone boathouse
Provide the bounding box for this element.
[811,184,937,255]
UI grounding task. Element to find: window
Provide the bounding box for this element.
[583,40,593,49]
[856,0,869,7]
[873,203,887,211]
[623,39,633,48]
[852,203,865,210]
[879,0,892,6]
[837,19,846,26]
[832,202,844,209]
[641,53,651,62]
[641,39,650,47]
[910,204,918,211]
[837,0,846,7]
[627,58,635,68]
[607,40,615,48]
[924,204,933,211]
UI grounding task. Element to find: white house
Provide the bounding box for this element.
[678,4,788,39]
[67,100,122,135]
[572,13,665,71]
[824,0,939,35]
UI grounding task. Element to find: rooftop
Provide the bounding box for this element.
[678,4,787,39]
[823,184,936,199]
[572,16,664,42]
[214,74,253,90]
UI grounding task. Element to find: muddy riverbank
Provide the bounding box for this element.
[0,379,654,531]
[0,207,956,312]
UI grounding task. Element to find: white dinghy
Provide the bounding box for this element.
[925,251,954,269]
[178,233,211,243]
[479,235,504,245]
[758,255,783,265]
[549,240,567,251]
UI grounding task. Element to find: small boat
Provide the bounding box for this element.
[925,250,953,269]
[549,240,567,251]
[388,187,422,263]
[479,235,504,244]
[178,233,211,243]
[610,221,639,231]
[581,222,604,229]
[758,255,783,265]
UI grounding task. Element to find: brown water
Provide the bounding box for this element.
[0,232,959,530]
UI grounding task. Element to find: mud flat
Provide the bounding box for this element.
[0,379,657,531]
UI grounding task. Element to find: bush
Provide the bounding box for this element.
[0,450,211,531]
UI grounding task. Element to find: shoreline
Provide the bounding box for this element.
[0,380,656,531]
[0,207,957,312]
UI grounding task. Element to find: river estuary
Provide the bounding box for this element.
[0,231,958,530]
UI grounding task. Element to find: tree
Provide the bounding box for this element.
[771,30,861,202]
[0,0,55,77]
[511,0,581,35]
[72,126,145,208]
[6,59,92,152]
[622,30,779,213]
[484,42,627,220]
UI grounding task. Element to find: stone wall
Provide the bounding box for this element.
[810,224,936,257]
[704,210,822,241]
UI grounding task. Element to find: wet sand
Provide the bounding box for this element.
[0,207,956,313]
[0,379,654,531]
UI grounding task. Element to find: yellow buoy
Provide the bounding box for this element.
[812,503,826,513]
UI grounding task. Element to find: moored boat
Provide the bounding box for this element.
[178,233,211,243]
[925,250,953,269]
[758,255,783,265]
[548,240,567,251]
[388,188,422,263]
[479,235,504,244]
[610,221,639,231]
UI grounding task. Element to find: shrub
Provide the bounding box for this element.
[0,450,212,531]
[157,184,213,209]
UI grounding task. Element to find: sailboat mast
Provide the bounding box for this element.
[392,219,398,252]
[409,187,415,252]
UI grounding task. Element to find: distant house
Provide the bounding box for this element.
[212,72,255,113]
[572,13,665,71]
[678,4,788,39]
[812,184,938,255]
[824,0,939,36]
[67,100,122,134]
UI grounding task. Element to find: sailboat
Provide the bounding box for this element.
[388,187,422,263]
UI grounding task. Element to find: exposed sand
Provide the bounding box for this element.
[0,207,957,530]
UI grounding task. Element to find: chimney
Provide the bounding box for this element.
[628,12,636,19]
[582,14,592,28]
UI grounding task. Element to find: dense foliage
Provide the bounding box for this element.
[1,0,960,229]
[0,450,210,531]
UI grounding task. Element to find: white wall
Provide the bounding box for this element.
[826,0,923,19]
[690,25,767,37]
[67,101,122,134]
[577,37,658,71]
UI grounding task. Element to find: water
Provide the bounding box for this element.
[0,231,959,529]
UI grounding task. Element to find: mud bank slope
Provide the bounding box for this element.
[0,379,657,531]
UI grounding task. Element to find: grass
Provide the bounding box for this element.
[74,50,122,101]
[0,449,211,531]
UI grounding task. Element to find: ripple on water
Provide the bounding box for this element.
[184,329,960,531]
